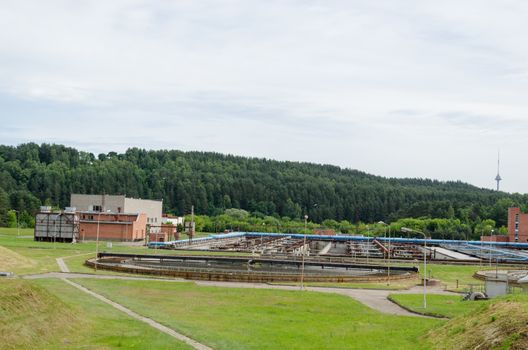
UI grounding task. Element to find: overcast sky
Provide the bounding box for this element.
[1,1,528,193]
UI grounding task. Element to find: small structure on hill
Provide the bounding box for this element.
[34,206,79,242]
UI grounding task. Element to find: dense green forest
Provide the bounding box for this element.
[0,143,526,239]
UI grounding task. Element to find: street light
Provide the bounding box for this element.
[94,209,110,272]
[378,221,391,286]
[300,214,309,290]
[489,229,495,267]
[401,227,427,309]
[12,210,20,237]
[95,210,101,272]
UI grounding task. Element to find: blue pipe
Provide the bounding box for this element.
[148,231,528,250]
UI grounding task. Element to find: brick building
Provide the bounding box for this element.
[148,224,178,242]
[480,235,510,243]
[71,194,162,232]
[78,211,147,241]
[508,207,528,243]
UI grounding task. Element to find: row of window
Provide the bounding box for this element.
[515,213,520,242]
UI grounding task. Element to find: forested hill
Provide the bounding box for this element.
[0,143,525,227]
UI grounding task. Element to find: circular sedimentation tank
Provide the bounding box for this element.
[86,253,417,283]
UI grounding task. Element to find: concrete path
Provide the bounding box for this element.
[55,258,70,273]
[61,278,213,350]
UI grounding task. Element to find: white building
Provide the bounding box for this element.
[70,194,163,232]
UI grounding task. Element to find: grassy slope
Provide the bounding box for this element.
[0,278,192,350]
[388,294,482,318]
[428,295,528,350]
[0,278,191,349]
[0,279,78,350]
[74,278,443,350]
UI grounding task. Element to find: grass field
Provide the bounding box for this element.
[388,294,484,318]
[4,226,523,349]
[73,278,443,350]
[421,264,486,291]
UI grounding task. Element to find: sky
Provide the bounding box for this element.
[1,1,528,193]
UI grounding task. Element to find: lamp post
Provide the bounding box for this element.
[401,227,427,309]
[300,214,308,290]
[95,210,101,272]
[94,209,110,272]
[378,221,391,286]
[366,225,370,263]
[13,210,20,236]
[489,229,494,267]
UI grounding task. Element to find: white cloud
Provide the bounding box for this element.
[1,0,528,192]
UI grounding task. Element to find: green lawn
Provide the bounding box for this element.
[418,263,486,291]
[388,294,484,318]
[73,278,443,350]
[3,226,519,349]
[1,278,191,350]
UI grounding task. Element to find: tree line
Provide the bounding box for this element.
[0,143,526,237]
[186,208,504,241]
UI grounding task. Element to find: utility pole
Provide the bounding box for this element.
[401,227,427,309]
[189,205,194,244]
[300,214,308,290]
[14,210,20,236]
[95,211,101,272]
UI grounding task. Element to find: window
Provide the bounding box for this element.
[92,205,102,212]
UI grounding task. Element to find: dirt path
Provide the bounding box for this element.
[61,278,213,350]
[24,272,456,317]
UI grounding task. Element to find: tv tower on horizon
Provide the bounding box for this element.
[495,150,502,191]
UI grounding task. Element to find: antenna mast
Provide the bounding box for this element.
[495,150,502,191]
